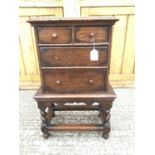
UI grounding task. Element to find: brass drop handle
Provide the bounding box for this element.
[56,80,61,84]
[89,79,94,84]
[52,33,57,38]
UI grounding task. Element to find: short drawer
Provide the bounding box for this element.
[37,27,72,44]
[40,47,108,67]
[42,69,106,93]
[74,26,109,43]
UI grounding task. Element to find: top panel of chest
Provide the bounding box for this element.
[28,17,118,26]
[28,17,118,45]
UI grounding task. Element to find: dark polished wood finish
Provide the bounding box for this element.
[28,17,118,139]
[37,27,72,44]
[40,46,108,67]
[42,68,106,93]
[74,26,109,43]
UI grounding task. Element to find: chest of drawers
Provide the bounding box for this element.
[28,17,118,139]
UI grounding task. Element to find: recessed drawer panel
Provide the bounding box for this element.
[74,26,109,43]
[37,27,72,44]
[42,69,106,93]
[40,47,108,67]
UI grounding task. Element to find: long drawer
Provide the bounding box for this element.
[42,68,106,93]
[40,47,108,67]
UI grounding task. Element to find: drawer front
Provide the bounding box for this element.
[37,27,72,44]
[42,69,106,93]
[40,47,108,67]
[74,26,109,43]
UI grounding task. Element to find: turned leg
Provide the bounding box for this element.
[102,109,111,139]
[99,105,111,139]
[40,108,50,138]
[39,104,55,139]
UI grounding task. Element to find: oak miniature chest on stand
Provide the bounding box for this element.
[28,17,118,139]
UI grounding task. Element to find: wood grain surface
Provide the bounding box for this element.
[37,27,72,44]
[74,26,109,43]
[40,46,108,67]
[42,68,106,93]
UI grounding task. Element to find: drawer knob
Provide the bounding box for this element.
[89,79,94,84]
[89,32,95,38]
[56,80,61,84]
[52,33,57,38]
[54,56,58,60]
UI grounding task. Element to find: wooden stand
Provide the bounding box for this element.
[34,84,116,139]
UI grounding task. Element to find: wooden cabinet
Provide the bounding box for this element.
[28,17,118,139]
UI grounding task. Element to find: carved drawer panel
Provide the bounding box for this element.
[74,26,109,43]
[42,68,106,93]
[40,46,108,67]
[37,27,72,44]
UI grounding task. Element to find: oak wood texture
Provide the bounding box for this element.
[47,124,105,131]
[28,17,118,93]
[37,27,72,44]
[42,68,106,93]
[34,83,116,102]
[28,16,118,25]
[29,17,118,139]
[74,26,109,43]
[40,46,108,67]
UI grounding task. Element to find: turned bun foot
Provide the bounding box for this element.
[103,133,109,139]
[43,133,50,139]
